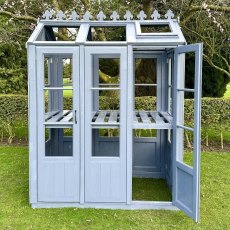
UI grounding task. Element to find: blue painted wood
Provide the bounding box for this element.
[27,15,202,221]
[36,46,80,203]
[84,47,127,203]
[126,45,133,204]
[28,45,37,204]
[79,45,85,204]
[172,43,202,222]
[31,201,178,210]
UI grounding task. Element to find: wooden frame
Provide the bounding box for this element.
[27,10,202,222]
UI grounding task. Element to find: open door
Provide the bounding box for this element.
[172,43,202,221]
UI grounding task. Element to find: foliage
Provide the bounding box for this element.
[186,57,229,97]
[0,94,28,144]
[0,94,229,125]
[0,0,229,96]
[202,61,229,97]
[0,94,28,119]
[0,94,229,147]
[99,58,119,78]
[0,42,27,94]
[0,147,230,229]
[223,83,230,98]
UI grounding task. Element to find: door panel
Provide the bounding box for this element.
[84,47,127,203]
[36,47,80,202]
[38,161,77,202]
[173,43,202,221]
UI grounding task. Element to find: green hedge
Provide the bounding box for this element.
[0,94,28,119]
[0,95,229,127]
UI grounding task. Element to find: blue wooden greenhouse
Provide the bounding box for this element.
[27,9,202,222]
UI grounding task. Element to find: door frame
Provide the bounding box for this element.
[36,46,80,202]
[172,43,203,222]
[84,46,128,203]
[131,53,166,179]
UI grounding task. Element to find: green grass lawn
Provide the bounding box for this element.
[0,147,229,229]
[223,83,230,98]
[132,178,171,201]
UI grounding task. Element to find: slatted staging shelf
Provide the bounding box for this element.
[44,110,173,129]
[133,111,173,129]
[44,110,73,128]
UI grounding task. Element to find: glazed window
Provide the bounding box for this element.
[87,26,126,41]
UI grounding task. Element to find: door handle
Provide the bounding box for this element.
[75,110,77,124]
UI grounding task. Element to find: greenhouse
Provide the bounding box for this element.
[27,9,202,222]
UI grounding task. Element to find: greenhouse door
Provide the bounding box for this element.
[36,47,80,202]
[173,43,202,222]
[84,47,127,203]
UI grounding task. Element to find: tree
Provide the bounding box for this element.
[0,42,27,94]
[0,0,229,96]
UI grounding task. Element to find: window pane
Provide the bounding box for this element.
[98,58,120,86]
[44,57,73,87]
[40,26,80,41]
[45,128,73,157]
[134,129,157,138]
[88,27,126,41]
[140,24,171,33]
[135,59,157,84]
[92,128,120,157]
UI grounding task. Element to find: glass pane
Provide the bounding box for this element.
[134,129,157,138]
[63,58,72,86]
[44,57,73,87]
[135,85,157,97]
[177,91,194,129]
[135,59,157,84]
[98,58,120,87]
[167,58,173,114]
[135,92,156,111]
[45,89,72,114]
[45,128,73,157]
[99,128,119,137]
[140,24,171,33]
[177,128,194,168]
[98,90,120,110]
[185,53,195,90]
[134,58,157,111]
[92,128,120,157]
[41,26,80,41]
[88,27,126,41]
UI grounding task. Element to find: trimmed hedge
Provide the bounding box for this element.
[0,94,28,119]
[0,95,229,127]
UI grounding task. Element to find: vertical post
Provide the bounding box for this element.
[193,44,203,222]
[156,57,162,176]
[160,54,167,177]
[93,56,99,111]
[79,45,85,204]
[93,55,99,154]
[28,45,37,204]
[126,45,133,204]
[49,57,63,111]
[72,47,81,202]
[49,56,64,156]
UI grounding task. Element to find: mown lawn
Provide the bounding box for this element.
[0,146,229,229]
[223,83,230,98]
